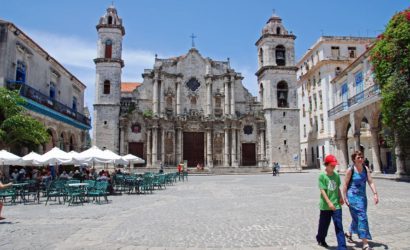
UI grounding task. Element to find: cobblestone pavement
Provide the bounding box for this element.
[0,170,409,250]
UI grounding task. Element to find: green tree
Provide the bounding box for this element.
[0,87,49,152]
[370,8,410,157]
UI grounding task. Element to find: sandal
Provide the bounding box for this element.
[344,232,353,243]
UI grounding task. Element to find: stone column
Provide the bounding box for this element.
[224,78,230,116]
[147,129,152,167]
[119,126,125,155]
[151,126,158,166]
[159,81,164,118]
[153,77,159,115]
[354,131,361,151]
[206,128,213,168]
[259,129,266,167]
[230,76,236,116]
[206,77,212,116]
[161,128,165,163]
[224,126,230,167]
[176,127,182,163]
[370,128,381,174]
[394,132,406,176]
[176,78,181,116]
[336,137,349,172]
[231,126,238,167]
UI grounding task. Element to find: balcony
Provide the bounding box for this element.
[6,81,91,130]
[328,85,381,121]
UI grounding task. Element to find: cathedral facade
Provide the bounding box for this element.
[93,6,300,171]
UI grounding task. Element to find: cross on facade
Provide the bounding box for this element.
[190,33,197,48]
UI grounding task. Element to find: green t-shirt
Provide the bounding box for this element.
[318,171,341,210]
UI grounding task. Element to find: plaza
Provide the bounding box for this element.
[0,171,409,249]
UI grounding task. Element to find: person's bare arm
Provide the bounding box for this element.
[320,189,336,211]
[0,181,12,189]
[343,168,352,206]
[366,166,379,205]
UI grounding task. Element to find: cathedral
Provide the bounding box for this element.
[93,6,300,171]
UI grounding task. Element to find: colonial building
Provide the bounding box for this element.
[296,36,373,168]
[329,48,405,174]
[93,7,300,170]
[0,19,91,154]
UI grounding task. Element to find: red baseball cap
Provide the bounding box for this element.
[324,154,338,166]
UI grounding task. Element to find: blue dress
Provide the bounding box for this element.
[347,167,372,239]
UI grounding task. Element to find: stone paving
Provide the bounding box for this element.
[0,170,409,250]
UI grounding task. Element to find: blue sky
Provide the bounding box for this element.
[1,0,408,109]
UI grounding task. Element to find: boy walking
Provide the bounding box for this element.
[316,155,347,249]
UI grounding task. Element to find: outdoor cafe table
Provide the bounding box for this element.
[68,183,89,187]
[66,183,89,205]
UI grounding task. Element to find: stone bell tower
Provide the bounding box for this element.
[255,13,300,170]
[93,5,125,153]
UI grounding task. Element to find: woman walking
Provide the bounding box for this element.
[0,171,13,220]
[343,151,379,250]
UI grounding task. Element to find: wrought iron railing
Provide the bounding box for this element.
[6,81,91,126]
[328,84,381,118]
[348,84,380,107]
[328,101,348,117]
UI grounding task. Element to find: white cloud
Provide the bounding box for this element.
[26,29,157,83]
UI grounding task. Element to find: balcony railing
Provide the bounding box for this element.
[328,101,348,117]
[6,81,91,127]
[348,84,381,107]
[328,85,381,118]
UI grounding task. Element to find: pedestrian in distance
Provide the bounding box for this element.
[0,171,13,220]
[316,154,347,249]
[343,151,379,250]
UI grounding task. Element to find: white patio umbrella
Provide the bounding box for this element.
[122,154,145,164]
[34,147,73,165]
[122,154,145,170]
[103,149,128,165]
[21,151,42,166]
[0,150,21,176]
[74,146,114,166]
[0,149,21,165]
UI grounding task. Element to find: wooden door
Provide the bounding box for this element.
[183,132,204,167]
[128,142,144,166]
[242,143,256,166]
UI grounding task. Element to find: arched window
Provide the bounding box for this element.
[69,136,75,151]
[16,61,26,83]
[60,133,65,150]
[49,82,56,100]
[215,97,221,108]
[103,80,110,94]
[276,27,281,35]
[105,39,112,58]
[259,83,264,104]
[108,16,113,25]
[275,45,286,66]
[259,48,264,66]
[72,96,77,112]
[277,81,288,108]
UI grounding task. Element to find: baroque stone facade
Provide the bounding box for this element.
[93,7,300,170]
